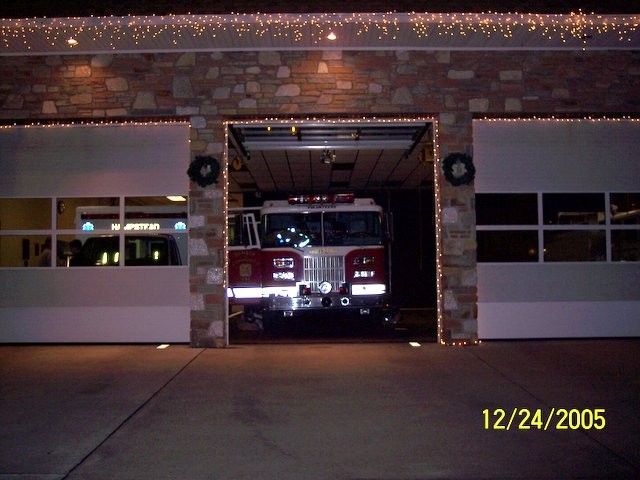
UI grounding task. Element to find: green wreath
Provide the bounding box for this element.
[442,153,475,186]
[187,155,220,187]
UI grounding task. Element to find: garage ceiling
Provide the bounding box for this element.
[227,121,434,194]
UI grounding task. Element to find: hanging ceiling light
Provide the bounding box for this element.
[321,149,336,165]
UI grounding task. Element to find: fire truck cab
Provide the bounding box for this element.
[228,194,395,327]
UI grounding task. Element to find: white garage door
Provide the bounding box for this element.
[474,119,640,339]
[0,122,191,343]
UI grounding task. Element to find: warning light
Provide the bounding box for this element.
[288,193,354,205]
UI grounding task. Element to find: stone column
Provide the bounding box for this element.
[436,112,478,345]
[188,118,227,347]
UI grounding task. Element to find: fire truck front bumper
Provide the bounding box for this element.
[264,292,385,313]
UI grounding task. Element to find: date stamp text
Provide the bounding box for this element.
[482,408,606,430]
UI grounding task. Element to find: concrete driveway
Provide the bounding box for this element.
[1,340,639,479]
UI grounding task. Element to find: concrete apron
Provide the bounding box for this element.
[0,340,639,479]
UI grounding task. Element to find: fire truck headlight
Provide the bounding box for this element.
[273,257,294,268]
[353,256,375,265]
[352,284,386,295]
[319,281,333,294]
[354,270,375,278]
[273,271,295,281]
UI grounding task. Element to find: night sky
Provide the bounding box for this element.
[0,1,637,18]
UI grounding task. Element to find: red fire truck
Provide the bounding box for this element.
[228,193,396,327]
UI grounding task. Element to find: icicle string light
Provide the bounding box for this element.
[0,11,638,54]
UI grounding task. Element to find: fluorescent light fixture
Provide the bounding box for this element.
[409,342,421,347]
[157,344,170,349]
[166,195,187,202]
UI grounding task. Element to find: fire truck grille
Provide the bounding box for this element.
[304,255,345,292]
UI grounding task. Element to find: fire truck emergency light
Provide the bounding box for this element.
[273,271,295,280]
[273,257,294,268]
[288,193,354,205]
[354,270,375,278]
[353,255,375,265]
[300,285,312,295]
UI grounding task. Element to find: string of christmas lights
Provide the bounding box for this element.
[0,119,190,129]
[431,117,446,345]
[478,115,640,123]
[0,12,637,53]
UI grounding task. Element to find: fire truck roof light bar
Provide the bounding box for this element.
[288,193,354,205]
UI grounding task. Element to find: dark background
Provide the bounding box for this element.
[1,1,637,18]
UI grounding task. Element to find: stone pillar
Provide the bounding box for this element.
[188,118,227,347]
[436,112,478,345]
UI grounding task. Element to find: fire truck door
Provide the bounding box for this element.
[228,211,262,300]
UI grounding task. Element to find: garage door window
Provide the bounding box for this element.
[0,196,187,267]
[477,192,640,263]
[477,230,538,263]
[476,193,538,225]
[0,198,51,267]
[611,193,640,261]
[542,193,606,262]
[543,230,606,262]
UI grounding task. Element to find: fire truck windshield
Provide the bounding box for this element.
[261,211,382,248]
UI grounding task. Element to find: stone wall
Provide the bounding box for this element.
[1,49,639,346]
[4,50,638,120]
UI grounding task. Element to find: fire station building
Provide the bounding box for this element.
[0,3,639,346]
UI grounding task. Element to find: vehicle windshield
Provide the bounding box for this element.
[81,235,181,266]
[261,211,382,248]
